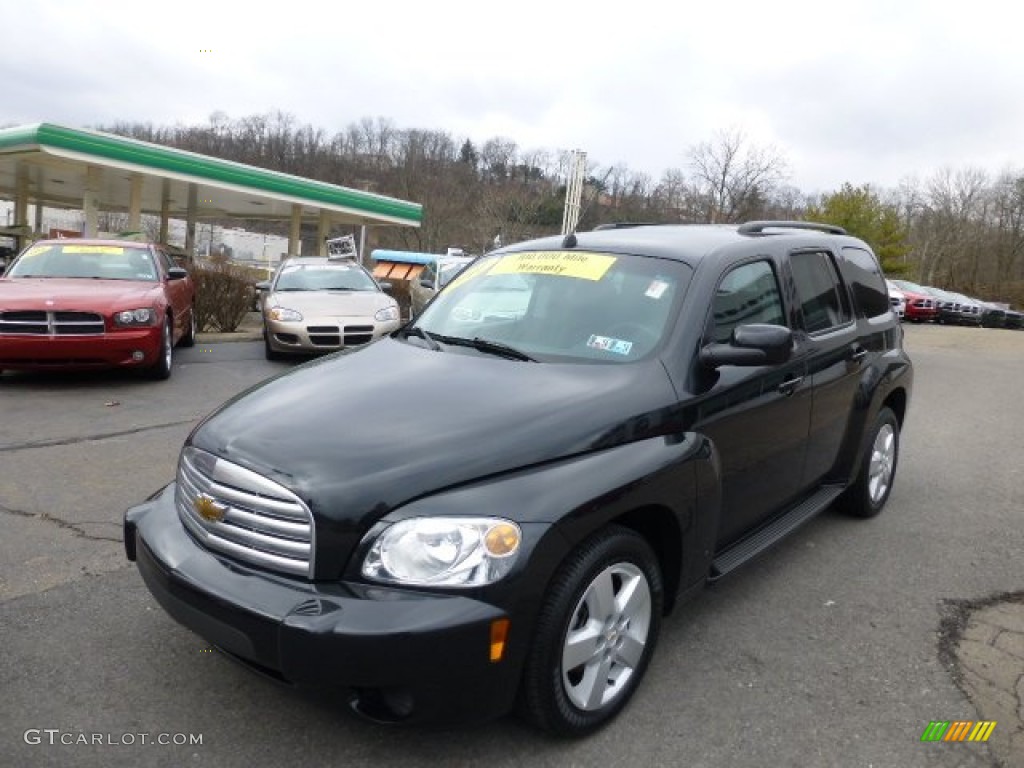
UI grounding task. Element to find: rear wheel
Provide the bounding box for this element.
[838,406,899,518]
[518,526,662,737]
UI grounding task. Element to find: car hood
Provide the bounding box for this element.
[0,278,162,310]
[188,337,677,556]
[267,290,394,317]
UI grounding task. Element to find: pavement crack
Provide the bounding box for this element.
[0,504,122,543]
[0,418,196,453]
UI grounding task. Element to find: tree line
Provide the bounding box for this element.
[102,111,1024,307]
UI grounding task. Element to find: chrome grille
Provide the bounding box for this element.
[175,446,314,578]
[0,310,105,336]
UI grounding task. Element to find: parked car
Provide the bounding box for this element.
[979,302,1007,328]
[125,221,912,737]
[259,256,400,360]
[885,279,906,319]
[888,279,938,323]
[0,238,195,379]
[1004,309,1023,329]
[948,292,983,325]
[408,254,473,318]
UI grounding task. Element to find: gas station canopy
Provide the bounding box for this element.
[0,123,422,254]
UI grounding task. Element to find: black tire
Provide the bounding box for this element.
[264,328,284,361]
[179,307,197,348]
[517,526,663,737]
[146,317,173,380]
[838,406,900,518]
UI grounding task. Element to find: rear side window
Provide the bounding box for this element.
[712,260,786,343]
[841,246,890,318]
[790,251,852,333]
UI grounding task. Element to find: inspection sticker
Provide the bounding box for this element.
[587,335,633,355]
[62,246,124,254]
[645,279,670,299]
[489,251,616,281]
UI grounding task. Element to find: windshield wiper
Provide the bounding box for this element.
[399,325,442,351]
[431,334,537,362]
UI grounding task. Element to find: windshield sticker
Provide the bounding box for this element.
[61,245,125,254]
[587,335,633,356]
[21,246,49,259]
[490,251,616,281]
[645,279,670,299]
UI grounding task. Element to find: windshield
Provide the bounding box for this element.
[8,243,158,281]
[438,258,472,288]
[890,279,928,293]
[414,250,691,363]
[274,263,377,292]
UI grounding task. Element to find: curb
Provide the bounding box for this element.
[196,331,263,344]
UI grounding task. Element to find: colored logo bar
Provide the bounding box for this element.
[921,721,996,742]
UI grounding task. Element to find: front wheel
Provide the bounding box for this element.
[838,406,900,518]
[146,317,173,380]
[517,526,663,737]
[264,328,284,361]
[179,307,197,348]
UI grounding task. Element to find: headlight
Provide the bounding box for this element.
[375,305,399,322]
[362,517,522,587]
[114,307,157,327]
[268,306,303,322]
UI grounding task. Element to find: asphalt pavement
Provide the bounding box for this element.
[0,322,1021,767]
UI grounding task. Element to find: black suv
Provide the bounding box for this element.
[125,221,912,737]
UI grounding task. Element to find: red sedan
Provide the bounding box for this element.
[0,239,196,379]
[889,279,939,323]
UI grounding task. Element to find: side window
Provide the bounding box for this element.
[154,249,174,276]
[841,246,890,318]
[420,263,436,286]
[712,260,786,343]
[790,251,852,333]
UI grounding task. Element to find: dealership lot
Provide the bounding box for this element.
[1,325,1021,767]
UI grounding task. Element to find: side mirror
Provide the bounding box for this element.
[255,281,270,291]
[378,281,393,293]
[419,278,433,289]
[699,324,793,368]
[167,267,189,281]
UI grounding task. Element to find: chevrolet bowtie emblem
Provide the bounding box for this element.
[194,494,227,523]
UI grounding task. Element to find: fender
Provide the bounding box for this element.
[827,349,913,486]
[352,431,720,620]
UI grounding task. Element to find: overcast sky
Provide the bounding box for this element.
[4,0,1022,195]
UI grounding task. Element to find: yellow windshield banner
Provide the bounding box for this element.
[62,246,124,254]
[489,251,617,281]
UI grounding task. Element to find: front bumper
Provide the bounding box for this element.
[0,328,162,369]
[124,484,522,724]
[265,316,399,354]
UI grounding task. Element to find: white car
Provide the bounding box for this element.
[885,280,906,319]
[260,257,400,360]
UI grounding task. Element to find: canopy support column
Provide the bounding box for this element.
[128,174,143,232]
[289,204,302,256]
[83,165,101,237]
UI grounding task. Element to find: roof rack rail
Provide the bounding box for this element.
[737,221,847,236]
[592,222,660,231]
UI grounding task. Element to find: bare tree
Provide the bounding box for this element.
[687,128,789,223]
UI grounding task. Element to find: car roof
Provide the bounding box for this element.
[500,222,868,267]
[282,256,362,267]
[30,238,152,248]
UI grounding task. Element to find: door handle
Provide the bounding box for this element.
[777,376,804,396]
[850,346,867,362]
